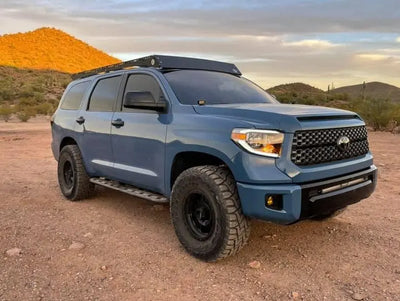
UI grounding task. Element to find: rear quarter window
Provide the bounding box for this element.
[60,81,90,110]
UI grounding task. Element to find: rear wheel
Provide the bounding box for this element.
[170,165,250,261]
[57,145,94,201]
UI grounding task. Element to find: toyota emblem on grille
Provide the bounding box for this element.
[337,136,350,152]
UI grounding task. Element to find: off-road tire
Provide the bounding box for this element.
[58,145,94,201]
[170,165,250,261]
[311,207,347,221]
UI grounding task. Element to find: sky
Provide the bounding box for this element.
[0,0,399,90]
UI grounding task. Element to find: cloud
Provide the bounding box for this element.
[0,0,399,89]
[356,53,393,61]
[283,39,341,49]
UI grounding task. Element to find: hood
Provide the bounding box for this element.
[193,103,362,132]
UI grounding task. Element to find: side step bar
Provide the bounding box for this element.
[90,177,169,203]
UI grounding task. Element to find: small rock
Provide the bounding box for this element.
[152,205,165,211]
[6,248,22,256]
[68,242,85,250]
[352,292,366,300]
[291,291,299,299]
[83,232,93,238]
[248,260,261,269]
[100,265,107,271]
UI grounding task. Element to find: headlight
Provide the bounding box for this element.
[231,129,284,157]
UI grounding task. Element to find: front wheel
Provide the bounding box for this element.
[57,145,94,201]
[170,165,250,261]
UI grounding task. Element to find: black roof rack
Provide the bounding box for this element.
[72,55,242,80]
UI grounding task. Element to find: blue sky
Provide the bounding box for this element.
[1,0,399,89]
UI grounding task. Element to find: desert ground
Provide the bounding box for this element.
[0,118,399,301]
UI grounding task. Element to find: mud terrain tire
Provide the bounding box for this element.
[58,145,94,201]
[170,165,250,261]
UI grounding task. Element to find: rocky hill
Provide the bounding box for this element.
[266,83,327,105]
[0,27,120,73]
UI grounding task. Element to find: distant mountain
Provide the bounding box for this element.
[331,82,400,102]
[267,82,324,95]
[0,27,120,73]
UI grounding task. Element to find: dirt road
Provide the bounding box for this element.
[0,119,399,301]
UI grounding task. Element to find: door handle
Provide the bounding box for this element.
[111,118,124,128]
[76,116,85,125]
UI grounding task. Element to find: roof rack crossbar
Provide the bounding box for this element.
[72,55,241,80]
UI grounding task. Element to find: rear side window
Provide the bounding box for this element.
[88,76,122,112]
[60,81,90,110]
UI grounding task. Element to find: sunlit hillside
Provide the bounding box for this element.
[0,27,120,73]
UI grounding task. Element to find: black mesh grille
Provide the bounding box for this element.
[291,126,369,166]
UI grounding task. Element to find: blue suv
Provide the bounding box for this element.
[51,55,377,261]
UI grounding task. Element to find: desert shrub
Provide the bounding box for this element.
[16,107,36,122]
[17,111,31,122]
[349,98,400,130]
[0,87,13,101]
[17,97,37,107]
[19,86,35,98]
[0,104,13,122]
[34,102,54,115]
[33,92,45,102]
[331,93,350,101]
[32,82,45,93]
[47,98,59,106]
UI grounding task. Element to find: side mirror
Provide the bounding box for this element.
[124,91,167,112]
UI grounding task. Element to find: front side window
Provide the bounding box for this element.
[88,76,122,112]
[124,73,163,103]
[60,81,90,110]
[164,70,277,105]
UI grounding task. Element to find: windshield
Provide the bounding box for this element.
[164,70,277,105]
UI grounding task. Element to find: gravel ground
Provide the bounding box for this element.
[0,119,399,301]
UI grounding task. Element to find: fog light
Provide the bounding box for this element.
[265,195,283,210]
[266,196,274,206]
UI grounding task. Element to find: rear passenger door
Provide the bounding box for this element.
[110,72,169,194]
[77,75,123,176]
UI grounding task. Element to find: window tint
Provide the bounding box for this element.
[124,74,162,103]
[88,76,122,112]
[164,70,277,105]
[60,81,90,110]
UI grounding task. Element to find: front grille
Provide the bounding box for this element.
[291,126,369,166]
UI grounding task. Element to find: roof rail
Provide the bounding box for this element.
[72,55,242,80]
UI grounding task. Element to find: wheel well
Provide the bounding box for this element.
[170,152,229,188]
[60,137,77,151]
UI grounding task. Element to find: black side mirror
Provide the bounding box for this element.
[124,91,167,112]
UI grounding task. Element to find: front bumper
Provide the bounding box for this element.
[237,165,377,224]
